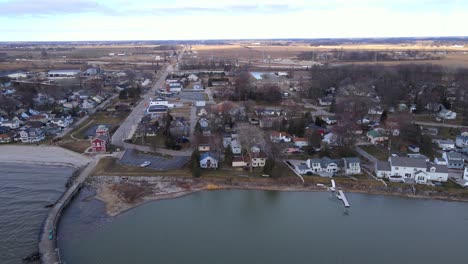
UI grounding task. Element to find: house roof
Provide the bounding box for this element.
[93,135,109,142]
[427,163,448,173]
[445,152,464,161]
[367,130,383,138]
[293,137,307,142]
[343,157,360,164]
[438,139,454,145]
[376,161,391,171]
[200,152,217,161]
[271,131,291,138]
[232,156,245,162]
[0,133,10,139]
[390,157,427,168]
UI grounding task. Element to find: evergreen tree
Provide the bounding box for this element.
[190,149,201,177]
[263,158,275,175]
[224,145,233,165]
[380,110,388,124]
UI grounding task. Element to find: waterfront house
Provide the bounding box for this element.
[250,147,266,167]
[200,152,218,169]
[0,133,11,143]
[307,157,340,176]
[443,152,464,169]
[19,128,45,143]
[375,157,448,183]
[198,143,210,152]
[232,156,248,168]
[343,157,361,175]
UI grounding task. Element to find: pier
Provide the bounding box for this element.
[39,158,99,264]
[337,190,350,208]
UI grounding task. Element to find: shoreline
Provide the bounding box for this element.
[0,145,91,169]
[89,175,468,217]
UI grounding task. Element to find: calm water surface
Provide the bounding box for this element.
[0,163,74,264]
[59,190,468,264]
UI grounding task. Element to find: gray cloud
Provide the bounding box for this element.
[0,0,114,16]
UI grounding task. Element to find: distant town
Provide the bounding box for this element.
[2,39,468,201]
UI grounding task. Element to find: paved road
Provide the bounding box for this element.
[112,50,185,147]
[355,146,379,163]
[55,94,118,139]
[414,121,468,129]
[119,149,189,170]
[302,99,335,116]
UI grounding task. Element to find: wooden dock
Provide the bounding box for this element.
[337,190,350,207]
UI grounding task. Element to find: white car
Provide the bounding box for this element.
[140,161,151,167]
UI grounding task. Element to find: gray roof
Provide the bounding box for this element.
[309,156,339,168]
[445,152,464,161]
[390,157,427,169]
[343,157,360,164]
[426,163,448,173]
[376,161,391,171]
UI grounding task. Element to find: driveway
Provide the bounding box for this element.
[119,149,189,170]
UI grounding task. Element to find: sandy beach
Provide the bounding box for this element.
[0,145,91,168]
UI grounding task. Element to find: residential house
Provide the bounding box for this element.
[232,156,248,168]
[460,128,468,137]
[293,137,308,148]
[223,134,232,148]
[200,152,218,169]
[28,114,48,123]
[323,116,337,125]
[193,84,204,90]
[322,132,339,145]
[343,157,361,175]
[318,96,333,106]
[19,128,45,143]
[91,135,109,152]
[408,145,420,153]
[456,135,468,148]
[230,139,242,154]
[307,157,340,176]
[0,133,11,143]
[198,144,210,152]
[443,152,464,169]
[438,108,457,120]
[167,82,183,92]
[437,139,455,150]
[367,130,389,144]
[270,131,292,143]
[375,157,448,183]
[464,167,468,181]
[187,74,199,82]
[250,147,266,167]
[50,118,71,128]
[96,125,109,137]
[0,119,20,129]
[368,106,384,115]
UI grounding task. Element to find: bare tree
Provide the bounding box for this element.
[237,123,267,172]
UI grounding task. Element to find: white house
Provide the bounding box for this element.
[307,157,340,176]
[0,119,20,129]
[168,82,183,92]
[318,96,333,106]
[195,101,206,107]
[375,157,448,183]
[456,135,468,148]
[438,108,457,120]
[48,70,81,79]
[367,130,389,144]
[19,128,45,143]
[437,139,455,151]
[232,156,248,168]
[270,131,292,143]
[50,118,70,128]
[343,157,361,175]
[200,152,218,169]
[464,167,468,181]
[187,74,199,82]
[250,147,266,167]
[230,139,242,154]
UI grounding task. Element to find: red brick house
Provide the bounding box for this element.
[90,125,110,152]
[91,135,109,152]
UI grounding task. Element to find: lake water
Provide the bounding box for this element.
[0,163,74,264]
[58,190,468,264]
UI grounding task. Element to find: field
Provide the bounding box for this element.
[190,43,468,68]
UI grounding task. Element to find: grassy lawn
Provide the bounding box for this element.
[415,114,464,126]
[92,156,191,177]
[360,145,389,160]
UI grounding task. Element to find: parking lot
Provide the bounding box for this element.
[178,92,205,101]
[119,149,189,170]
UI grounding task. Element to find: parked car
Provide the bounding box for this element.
[140,161,151,167]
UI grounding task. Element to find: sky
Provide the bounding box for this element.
[0,0,466,41]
